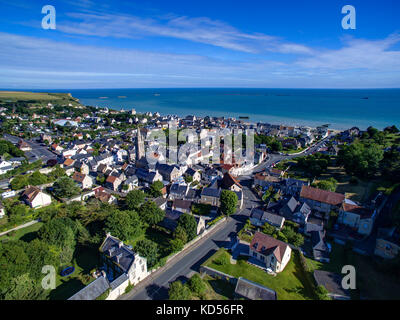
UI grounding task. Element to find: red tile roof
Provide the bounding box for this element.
[341,202,373,218]
[300,186,345,206]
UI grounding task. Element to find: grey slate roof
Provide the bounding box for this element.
[109,273,129,290]
[235,277,277,300]
[201,187,221,198]
[68,276,109,300]
[100,235,136,273]
[313,270,350,299]
[262,211,285,227]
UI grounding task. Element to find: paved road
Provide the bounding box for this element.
[121,178,261,300]
[121,136,331,300]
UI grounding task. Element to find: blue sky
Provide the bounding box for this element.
[0,0,399,88]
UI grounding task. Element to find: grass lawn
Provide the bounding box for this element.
[48,246,101,300]
[305,243,400,300]
[192,203,212,216]
[199,275,236,300]
[316,166,379,202]
[203,248,316,300]
[0,222,43,242]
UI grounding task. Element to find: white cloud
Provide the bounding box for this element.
[57,11,314,55]
[0,31,399,89]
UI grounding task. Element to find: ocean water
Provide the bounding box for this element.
[57,88,399,130]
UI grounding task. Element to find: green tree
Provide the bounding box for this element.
[316,285,331,300]
[173,225,188,243]
[169,238,184,252]
[177,213,197,241]
[28,171,48,186]
[168,280,191,300]
[149,181,164,197]
[262,223,276,236]
[338,142,384,178]
[53,176,80,198]
[10,175,29,190]
[105,210,144,242]
[134,239,159,269]
[188,274,206,296]
[126,189,145,210]
[38,218,76,263]
[313,177,338,192]
[220,190,238,216]
[139,200,165,226]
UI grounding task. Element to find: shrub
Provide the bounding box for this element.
[188,274,206,296]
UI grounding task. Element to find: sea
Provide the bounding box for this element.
[49,88,400,130]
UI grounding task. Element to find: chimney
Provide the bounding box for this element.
[118,241,123,248]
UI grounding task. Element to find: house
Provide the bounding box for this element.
[338,200,376,236]
[63,158,75,168]
[105,175,122,191]
[253,172,282,189]
[156,163,181,182]
[172,199,192,213]
[249,232,292,273]
[234,277,277,300]
[0,202,5,218]
[158,210,205,235]
[169,183,189,200]
[21,186,52,209]
[93,187,117,204]
[68,274,111,300]
[74,161,89,175]
[283,178,310,196]
[153,197,168,210]
[269,168,284,178]
[185,167,201,182]
[250,208,285,229]
[17,139,31,151]
[300,186,345,216]
[220,172,242,192]
[51,143,64,152]
[313,270,350,300]
[311,230,330,263]
[234,190,244,209]
[123,176,139,192]
[72,172,93,190]
[200,187,221,206]
[203,167,223,183]
[327,145,339,156]
[280,196,311,225]
[135,168,163,184]
[98,234,149,291]
[0,160,13,175]
[374,227,400,259]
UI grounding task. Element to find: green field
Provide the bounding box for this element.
[202,248,316,300]
[0,222,43,242]
[0,91,65,101]
[305,243,400,300]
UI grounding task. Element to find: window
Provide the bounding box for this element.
[253,251,257,258]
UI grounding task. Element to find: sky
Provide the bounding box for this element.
[0,0,399,89]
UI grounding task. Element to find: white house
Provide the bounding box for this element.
[99,234,149,291]
[249,232,292,273]
[0,160,13,175]
[72,172,93,190]
[0,202,5,218]
[21,186,52,209]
